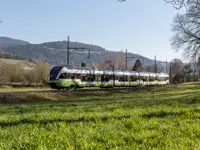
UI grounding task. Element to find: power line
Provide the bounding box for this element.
[67,36,91,65]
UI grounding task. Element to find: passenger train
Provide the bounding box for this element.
[48,65,169,89]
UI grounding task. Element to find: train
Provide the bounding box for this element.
[48,65,170,89]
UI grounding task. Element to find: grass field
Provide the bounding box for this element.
[0,87,50,93]
[0,83,200,149]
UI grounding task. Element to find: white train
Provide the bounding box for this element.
[48,65,169,89]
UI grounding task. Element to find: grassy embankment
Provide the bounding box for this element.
[0,83,200,149]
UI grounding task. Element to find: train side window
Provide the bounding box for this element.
[96,75,100,81]
[119,76,123,82]
[104,75,109,82]
[87,75,91,82]
[81,75,87,82]
[124,75,127,82]
[155,76,159,80]
[115,76,118,80]
[101,75,105,82]
[143,76,148,81]
[76,74,81,79]
[59,73,65,79]
[138,75,142,81]
[70,73,75,80]
[90,75,95,82]
[130,75,137,81]
[65,73,70,79]
[149,76,154,81]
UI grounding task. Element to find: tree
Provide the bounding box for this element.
[170,58,184,83]
[119,0,187,9]
[145,65,154,72]
[164,0,187,9]
[183,63,194,82]
[98,50,127,70]
[92,63,98,69]
[34,61,50,84]
[144,65,165,73]
[81,62,86,67]
[0,61,9,84]
[7,63,24,84]
[170,0,200,62]
[198,56,200,68]
[132,59,143,71]
[114,51,126,70]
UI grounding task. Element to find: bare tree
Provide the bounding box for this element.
[171,0,200,62]
[119,0,188,9]
[164,0,186,9]
[170,58,184,83]
[114,51,126,70]
[98,50,127,70]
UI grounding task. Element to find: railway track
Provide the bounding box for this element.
[0,85,162,95]
[0,85,172,103]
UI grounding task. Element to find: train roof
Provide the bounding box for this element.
[52,65,169,76]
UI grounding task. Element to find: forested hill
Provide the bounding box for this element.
[0,37,30,48]
[1,37,166,68]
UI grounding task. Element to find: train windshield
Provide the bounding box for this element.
[49,66,62,80]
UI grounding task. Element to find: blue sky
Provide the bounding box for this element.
[0,0,182,61]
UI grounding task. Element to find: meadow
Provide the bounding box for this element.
[0,83,200,149]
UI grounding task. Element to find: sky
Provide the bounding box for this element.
[0,0,183,61]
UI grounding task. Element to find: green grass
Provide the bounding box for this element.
[0,83,200,149]
[0,87,51,93]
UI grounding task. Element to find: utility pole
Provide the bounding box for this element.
[154,55,157,73]
[169,62,172,84]
[66,36,90,65]
[67,36,70,65]
[166,60,168,73]
[194,53,197,82]
[125,49,128,70]
[125,49,144,71]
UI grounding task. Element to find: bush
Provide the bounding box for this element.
[0,60,51,86]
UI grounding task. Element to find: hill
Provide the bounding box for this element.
[0,37,30,49]
[2,39,167,69]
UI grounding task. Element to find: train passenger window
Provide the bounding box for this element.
[81,75,87,82]
[76,74,81,79]
[138,76,142,81]
[64,73,70,79]
[125,76,128,82]
[96,75,100,81]
[118,75,127,82]
[149,76,155,81]
[159,77,167,81]
[130,75,137,82]
[142,77,147,81]
[106,75,113,82]
[59,73,65,79]
[90,75,96,82]
[70,73,76,80]
[115,76,118,80]
[155,76,159,80]
[119,76,123,82]
[101,75,105,82]
[104,75,109,82]
[86,75,91,81]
